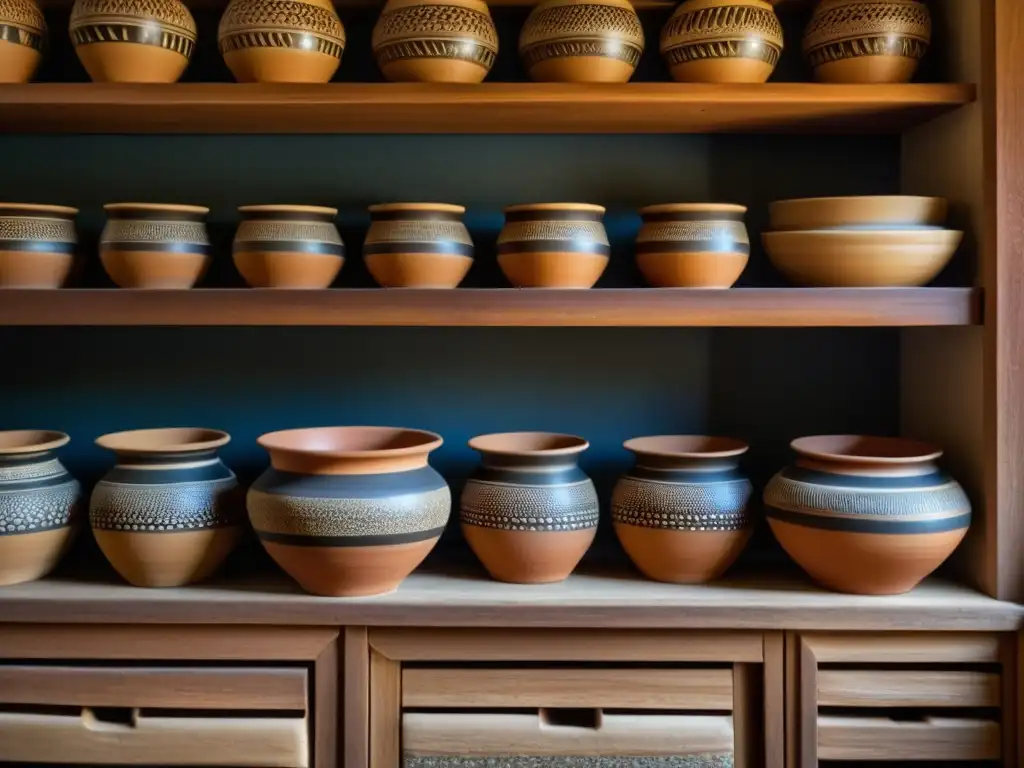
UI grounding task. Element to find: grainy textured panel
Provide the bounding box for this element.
[762,633,784,768]
[344,627,369,768]
[817,670,1000,707]
[802,632,1001,663]
[817,716,1001,761]
[314,640,339,768]
[370,649,401,768]
[404,758,734,768]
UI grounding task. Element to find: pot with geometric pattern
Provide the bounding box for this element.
[497,203,610,288]
[364,203,474,288]
[636,203,749,288]
[0,0,46,83]
[100,203,211,289]
[233,205,345,289]
[0,204,78,288]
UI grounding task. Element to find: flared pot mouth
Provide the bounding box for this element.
[368,203,466,215]
[104,203,210,216]
[238,205,338,216]
[624,435,748,459]
[0,203,78,217]
[504,203,605,214]
[791,435,942,464]
[96,428,230,455]
[639,203,747,215]
[0,429,70,454]
[257,426,443,458]
[469,431,589,456]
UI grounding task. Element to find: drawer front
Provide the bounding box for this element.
[817,715,1001,761]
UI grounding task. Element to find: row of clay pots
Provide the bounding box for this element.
[0,0,930,85]
[0,427,969,597]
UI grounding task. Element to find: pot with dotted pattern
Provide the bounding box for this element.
[233,205,345,289]
[497,203,610,288]
[248,426,450,596]
[0,0,46,83]
[364,203,474,288]
[612,435,753,583]
[99,203,211,289]
[0,204,78,288]
[636,203,749,288]
[461,432,599,584]
[90,428,243,588]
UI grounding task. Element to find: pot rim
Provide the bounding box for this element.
[96,427,230,454]
[368,203,466,215]
[257,426,443,458]
[104,203,210,215]
[0,203,79,216]
[639,203,747,215]
[504,203,605,214]
[770,195,944,207]
[624,434,749,458]
[238,205,338,216]
[469,431,589,456]
[791,434,943,464]
[0,429,70,454]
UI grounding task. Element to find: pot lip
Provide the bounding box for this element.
[762,228,962,238]
[238,204,338,216]
[640,203,747,215]
[0,203,79,216]
[368,203,466,214]
[504,203,606,214]
[257,426,444,458]
[770,195,945,207]
[469,431,589,456]
[0,430,70,455]
[624,434,749,459]
[104,203,210,215]
[96,427,230,454]
[791,434,943,464]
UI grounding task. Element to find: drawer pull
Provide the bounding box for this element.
[539,708,602,730]
[82,707,138,731]
[818,715,1001,761]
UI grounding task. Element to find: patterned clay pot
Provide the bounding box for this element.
[0,204,77,288]
[612,436,753,583]
[0,431,81,586]
[69,0,195,83]
[0,0,45,83]
[764,435,970,595]
[248,427,450,597]
[100,203,210,289]
[660,0,783,83]
[636,204,749,288]
[461,432,599,584]
[372,0,498,83]
[804,0,931,84]
[364,203,473,289]
[218,0,346,83]
[497,203,610,289]
[233,205,345,289]
[90,428,243,588]
[519,0,644,83]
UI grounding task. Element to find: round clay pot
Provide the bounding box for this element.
[233,205,345,289]
[90,428,243,588]
[461,432,598,584]
[364,203,473,289]
[0,0,45,83]
[218,0,346,83]
[69,0,195,83]
[248,427,450,596]
[372,0,498,83]
[660,0,783,83]
[612,436,753,583]
[636,204,749,288]
[804,0,931,84]
[764,435,970,595]
[0,204,78,288]
[100,203,211,289]
[519,0,644,83]
[0,430,81,586]
[497,203,610,289]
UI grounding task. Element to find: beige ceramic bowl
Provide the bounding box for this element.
[769,196,947,232]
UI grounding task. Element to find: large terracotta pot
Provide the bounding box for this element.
[0,0,45,83]
[461,432,599,584]
[497,203,610,288]
[69,0,195,83]
[233,205,345,289]
[248,427,450,596]
[364,203,474,288]
[0,204,77,288]
[764,435,970,595]
[636,204,749,288]
[100,203,211,289]
[612,435,753,583]
[0,430,81,586]
[372,0,498,83]
[90,428,243,588]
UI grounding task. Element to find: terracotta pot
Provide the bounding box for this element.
[364,203,473,289]
[248,427,450,596]
[0,204,78,288]
[90,428,243,588]
[100,203,211,289]
[0,0,45,83]
[660,0,783,83]
[461,432,598,584]
[218,0,346,83]
[69,0,195,83]
[372,0,498,83]
[0,430,81,586]
[764,435,970,595]
[612,436,753,583]
[769,195,948,232]
[233,205,345,289]
[497,203,610,288]
[804,0,931,84]
[636,204,748,288]
[519,0,644,83]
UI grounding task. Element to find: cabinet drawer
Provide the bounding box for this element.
[818,716,1001,761]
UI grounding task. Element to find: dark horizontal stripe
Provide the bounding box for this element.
[234,240,345,256]
[111,449,219,464]
[782,466,951,490]
[103,462,235,486]
[219,31,344,58]
[477,453,582,471]
[626,466,745,484]
[0,24,45,52]
[257,526,445,548]
[641,210,746,223]
[0,522,72,537]
[472,464,588,486]
[106,210,206,222]
[505,210,603,223]
[103,242,210,255]
[636,241,750,256]
[0,208,72,219]
[0,475,76,491]
[370,210,464,223]
[766,506,971,535]
[0,453,57,468]
[252,465,446,499]
[498,241,611,256]
[70,23,196,55]
[239,211,336,223]
[0,240,76,254]
[363,241,474,257]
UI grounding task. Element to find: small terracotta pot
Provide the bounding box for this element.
[69,0,195,83]
[90,428,243,588]
[248,426,450,596]
[764,435,970,595]
[0,430,81,586]
[100,203,211,289]
[233,205,345,289]
[364,203,473,289]
[372,0,498,83]
[0,204,78,288]
[636,204,749,288]
[519,0,644,83]
[497,203,610,288]
[0,0,45,83]
[461,432,598,584]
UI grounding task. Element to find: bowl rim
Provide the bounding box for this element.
[623,434,749,458]
[769,195,946,207]
[762,228,963,239]
[0,430,70,454]
[238,205,338,215]
[469,430,589,456]
[504,203,605,214]
[0,203,79,216]
[96,427,230,454]
[791,434,943,464]
[257,426,444,457]
[104,203,210,215]
[639,203,747,215]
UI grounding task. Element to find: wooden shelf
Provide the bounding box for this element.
[0,83,976,134]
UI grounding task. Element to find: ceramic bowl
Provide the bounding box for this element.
[100,203,211,289]
[769,196,947,231]
[0,204,78,288]
[233,205,345,289]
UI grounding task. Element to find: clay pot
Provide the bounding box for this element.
[519,0,644,83]
[661,0,783,83]
[100,203,211,289]
[461,432,598,584]
[497,203,610,289]
[233,205,345,289]
[0,0,45,83]
[612,436,753,583]
[0,204,78,288]
[69,0,195,83]
[0,431,81,586]
[218,0,346,83]
[248,427,450,596]
[764,435,970,595]
[804,0,931,84]
[364,203,473,289]
[636,204,748,288]
[372,0,498,83]
[90,428,243,588]
[769,195,948,232]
